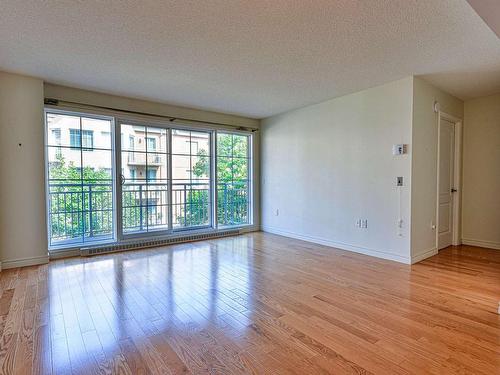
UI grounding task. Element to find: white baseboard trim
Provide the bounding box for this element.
[2,254,49,270]
[49,248,80,260]
[411,247,438,264]
[461,238,500,250]
[262,226,411,264]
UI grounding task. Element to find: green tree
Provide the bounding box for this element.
[185,133,249,226]
[49,154,113,241]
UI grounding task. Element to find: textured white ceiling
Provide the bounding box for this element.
[1,0,499,118]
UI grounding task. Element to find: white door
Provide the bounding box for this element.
[438,118,455,249]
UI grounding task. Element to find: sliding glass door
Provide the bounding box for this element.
[118,123,170,236]
[171,129,211,229]
[45,108,252,250]
[117,122,212,237]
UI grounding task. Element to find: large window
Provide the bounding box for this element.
[46,112,114,246]
[45,109,253,249]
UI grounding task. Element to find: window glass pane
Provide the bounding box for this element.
[216,133,233,157]
[83,150,113,181]
[191,131,210,155]
[146,137,156,151]
[232,158,248,180]
[172,129,211,229]
[172,129,191,154]
[122,183,147,233]
[46,113,80,148]
[146,168,157,181]
[171,155,190,181]
[81,130,94,150]
[47,146,82,181]
[147,127,168,153]
[147,153,167,178]
[233,134,248,157]
[82,117,111,139]
[70,129,81,149]
[121,124,146,151]
[217,132,251,227]
[192,155,210,180]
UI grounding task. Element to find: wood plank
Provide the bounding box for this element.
[0,233,498,374]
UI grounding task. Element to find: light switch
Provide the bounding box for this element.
[393,144,407,155]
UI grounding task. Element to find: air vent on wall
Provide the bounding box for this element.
[80,229,240,256]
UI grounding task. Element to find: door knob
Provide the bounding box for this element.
[451,188,457,193]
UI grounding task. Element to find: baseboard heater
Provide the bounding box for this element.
[80,229,240,256]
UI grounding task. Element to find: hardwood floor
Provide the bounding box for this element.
[0,232,499,374]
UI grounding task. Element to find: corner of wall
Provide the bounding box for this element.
[409,76,464,262]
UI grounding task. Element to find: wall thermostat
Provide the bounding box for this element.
[392,144,407,155]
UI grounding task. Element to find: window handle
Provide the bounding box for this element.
[120,174,125,185]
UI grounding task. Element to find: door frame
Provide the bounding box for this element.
[435,111,462,249]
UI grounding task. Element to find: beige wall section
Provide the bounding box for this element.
[262,77,414,263]
[462,94,500,249]
[44,83,259,128]
[0,72,49,269]
[411,77,464,262]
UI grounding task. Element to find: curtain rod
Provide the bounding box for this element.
[44,98,259,132]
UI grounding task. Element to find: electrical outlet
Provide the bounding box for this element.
[356,219,361,228]
[362,219,368,228]
[275,209,279,216]
[397,177,403,186]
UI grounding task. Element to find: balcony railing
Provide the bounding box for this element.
[127,152,161,165]
[48,180,249,245]
[48,181,114,244]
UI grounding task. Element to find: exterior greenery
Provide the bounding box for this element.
[185,133,250,226]
[48,154,114,242]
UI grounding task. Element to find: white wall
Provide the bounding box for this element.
[411,78,464,261]
[0,72,48,269]
[462,94,500,249]
[261,78,414,263]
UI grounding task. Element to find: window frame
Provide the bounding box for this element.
[215,130,253,228]
[44,107,254,251]
[44,108,117,249]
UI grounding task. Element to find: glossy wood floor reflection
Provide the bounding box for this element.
[1,233,499,374]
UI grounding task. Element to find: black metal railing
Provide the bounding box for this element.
[48,180,249,244]
[48,181,113,244]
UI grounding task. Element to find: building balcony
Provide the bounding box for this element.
[127,152,162,166]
